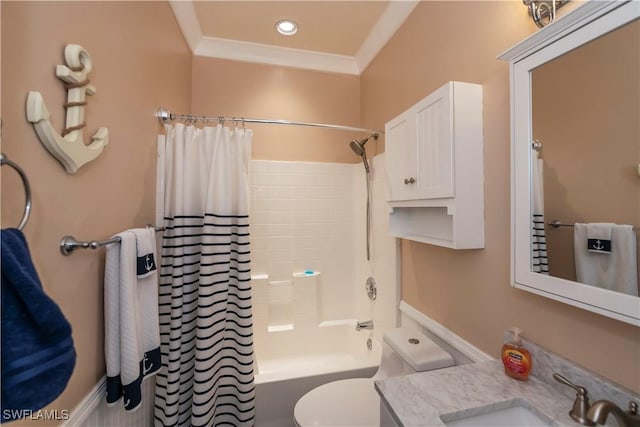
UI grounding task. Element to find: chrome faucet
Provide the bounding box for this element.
[586,400,640,427]
[355,320,373,331]
[553,373,640,427]
[553,373,596,426]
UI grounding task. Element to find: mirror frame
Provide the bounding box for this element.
[499,0,640,326]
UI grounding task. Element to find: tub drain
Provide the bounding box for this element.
[366,338,372,351]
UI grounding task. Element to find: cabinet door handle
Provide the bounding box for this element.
[404,177,416,184]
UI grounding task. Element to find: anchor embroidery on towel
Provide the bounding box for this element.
[142,353,154,376]
[145,254,154,272]
[587,238,612,253]
[136,253,156,276]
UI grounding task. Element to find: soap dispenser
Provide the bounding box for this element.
[501,327,532,381]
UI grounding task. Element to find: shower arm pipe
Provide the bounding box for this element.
[156,108,384,135]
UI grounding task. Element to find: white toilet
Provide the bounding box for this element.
[293,327,455,426]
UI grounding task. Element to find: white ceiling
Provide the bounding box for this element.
[169,1,419,75]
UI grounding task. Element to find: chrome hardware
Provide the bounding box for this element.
[60,235,107,255]
[60,225,165,255]
[408,338,420,345]
[549,219,567,228]
[549,220,640,231]
[404,177,416,184]
[523,0,570,28]
[553,373,596,426]
[365,277,377,300]
[156,107,173,123]
[1,153,32,231]
[586,400,640,427]
[356,320,374,331]
[156,107,384,134]
[366,338,373,351]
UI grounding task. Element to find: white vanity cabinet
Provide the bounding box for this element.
[385,81,484,249]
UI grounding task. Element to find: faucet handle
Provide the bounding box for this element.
[553,373,596,426]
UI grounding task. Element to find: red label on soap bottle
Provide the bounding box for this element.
[501,346,531,380]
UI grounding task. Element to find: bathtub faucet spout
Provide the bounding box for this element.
[356,320,374,331]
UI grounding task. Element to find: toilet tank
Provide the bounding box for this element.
[374,327,454,379]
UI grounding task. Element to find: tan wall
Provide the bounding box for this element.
[3,3,638,422]
[533,20,640,283]
[1,1,191,422]
[361,1,640,393]
[191,57,363,163]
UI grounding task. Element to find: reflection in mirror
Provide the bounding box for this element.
[531,19,640,297]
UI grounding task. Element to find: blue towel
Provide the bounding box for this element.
[1,228,76,421]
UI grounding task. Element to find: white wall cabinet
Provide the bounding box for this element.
[385,81,484,249]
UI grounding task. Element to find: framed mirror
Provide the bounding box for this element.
[500,1,640,325]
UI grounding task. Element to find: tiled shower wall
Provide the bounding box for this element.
[249,160,362,323]
[249,155,399,353]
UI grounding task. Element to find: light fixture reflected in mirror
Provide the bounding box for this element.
[523,0,570,28]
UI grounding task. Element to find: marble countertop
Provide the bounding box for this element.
[375,360,578,426]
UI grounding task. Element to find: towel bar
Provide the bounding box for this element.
[60,225,165,255]
[0,153,32,231]
[549,219,639,231]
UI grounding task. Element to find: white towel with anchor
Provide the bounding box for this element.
[574,223,638,296]
[105,229,160,411]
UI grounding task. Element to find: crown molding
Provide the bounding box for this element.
[170,0,416,75]
[169,0,202,52]
[195,37,360,75]
[355,0,420,73]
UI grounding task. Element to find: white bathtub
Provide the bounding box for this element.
[253,326,381,427]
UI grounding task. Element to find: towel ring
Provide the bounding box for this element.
[0,153,32,230]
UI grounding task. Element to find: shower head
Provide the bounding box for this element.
[349,139,365,156]
[349,133,378,173]
[349,133,377,155]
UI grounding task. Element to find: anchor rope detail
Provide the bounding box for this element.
[26,44,109,173]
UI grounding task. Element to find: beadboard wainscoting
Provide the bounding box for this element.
[62,377,155,427]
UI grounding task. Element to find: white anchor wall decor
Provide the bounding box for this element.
[26,44,108,173]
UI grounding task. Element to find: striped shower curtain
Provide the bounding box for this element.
[154,123,255,426]
[531,149,549,275]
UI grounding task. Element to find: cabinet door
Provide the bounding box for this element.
[385,111,417,201]
[414,85,454,199]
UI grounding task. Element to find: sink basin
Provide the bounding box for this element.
[443,405,552,427]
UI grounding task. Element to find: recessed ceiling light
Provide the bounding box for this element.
[276,20,298,36]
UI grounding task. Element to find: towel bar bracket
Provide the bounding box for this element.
[60,235,119,255]
[60,225,164,256]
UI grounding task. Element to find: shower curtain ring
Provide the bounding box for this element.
[218,116,225,126]
[241,118,245,130]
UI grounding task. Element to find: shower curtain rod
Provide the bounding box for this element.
[156,108,383,135]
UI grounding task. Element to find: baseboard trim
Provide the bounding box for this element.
[61,376,106,427]
[399,300,493,363]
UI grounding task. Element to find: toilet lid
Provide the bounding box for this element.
[294,378,380,426]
